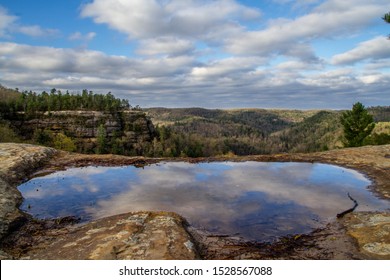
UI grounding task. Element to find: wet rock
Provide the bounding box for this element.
[189,221,366,260]
[0,177,23,237]
[22,212,199,260]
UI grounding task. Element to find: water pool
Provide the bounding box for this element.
[18,162,389,242]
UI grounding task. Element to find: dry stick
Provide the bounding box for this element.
[337,193,359,218]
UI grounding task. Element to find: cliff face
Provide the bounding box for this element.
[11,110,155,154]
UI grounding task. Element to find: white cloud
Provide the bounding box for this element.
[1,0,389,109]
[136,37,195,56]
[0,6,17,37]
[359,74,385,84]
[81,0,261,39]
[364,59,390,71]
[80,0,261,56]
[15,25,59,37]
[0,42,195,90]
[69,31,96,41]
[315,0,387,13]
[225,1,384,58]
[79,0,388,63]
[1,41,389,109]
[332,37,390,65]
[190,56,265,81]
[276,60,321,71]
[299,68,358,88]
[0,5,59,38]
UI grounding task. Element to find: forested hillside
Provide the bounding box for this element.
[145,106,390,157]
[1,85,389,157]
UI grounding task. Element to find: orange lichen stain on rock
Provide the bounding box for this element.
[344,212,390,259]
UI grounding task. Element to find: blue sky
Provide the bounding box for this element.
[0,0,389,109]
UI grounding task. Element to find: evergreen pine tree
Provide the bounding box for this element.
[340,102,375,147]
[384,12,390,38]
[383,12,390,23]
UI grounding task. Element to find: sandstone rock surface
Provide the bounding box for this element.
[343,212,390,259]
[11,110,155,153]
[0,143,389,260]
[21,212,199,260]
[0,143,57,240]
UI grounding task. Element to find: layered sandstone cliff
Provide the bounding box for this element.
[10,110,155,153]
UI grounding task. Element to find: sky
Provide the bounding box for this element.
[0,0,389,109]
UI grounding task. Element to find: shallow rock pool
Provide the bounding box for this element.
[18,162,389,242]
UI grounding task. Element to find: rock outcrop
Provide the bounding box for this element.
[11,110,155,153]
[17,212,199,260]
[0,144,57,259]
[0,143,57,240]
[343,212,390,259]
[0,143,389,260]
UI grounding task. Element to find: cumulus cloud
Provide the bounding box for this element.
[136,37,195,56]
[1,1,389,109]
[364,59,390,71]
[225,1,383,58]
[299,68,358,88]
[0,42,195,91]
[1,41,389,109]
[81,0,261,39]
[358,74,387,84]
[80,0,261,56]
[190,56,265,81]
[276,60,322,71]
[79,0,387,63]
[332,36,390,65]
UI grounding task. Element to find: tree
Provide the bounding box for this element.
[383,12,390,23]
[384,12,390,38]
[364,133,390,146]
[340,102,375,147]
[96,124,107,154]
[0,122,21,143]
[53,133,76,152]
[33,129,53,146]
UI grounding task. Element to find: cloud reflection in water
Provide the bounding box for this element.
[18,162,388,242]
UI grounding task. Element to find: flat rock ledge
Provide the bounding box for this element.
[0,143,389,260]
[18,211,199,260]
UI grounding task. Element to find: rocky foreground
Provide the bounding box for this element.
[0,143,389,260]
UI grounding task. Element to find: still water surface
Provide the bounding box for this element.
[18,162,389,242]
